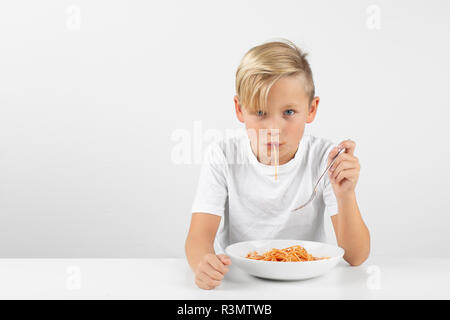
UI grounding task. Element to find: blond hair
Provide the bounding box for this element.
[235,39,315,113]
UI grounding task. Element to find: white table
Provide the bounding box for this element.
[0,256,449,299]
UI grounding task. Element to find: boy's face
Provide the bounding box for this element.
[234,75,319,166]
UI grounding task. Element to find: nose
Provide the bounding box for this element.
[266,118,282,142]
[267,130,280,143]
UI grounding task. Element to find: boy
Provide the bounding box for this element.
[185,39,370,290]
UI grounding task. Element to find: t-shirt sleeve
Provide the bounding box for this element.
[321,145,339,217]
[190,143,228,217]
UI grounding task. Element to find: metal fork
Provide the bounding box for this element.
[291,147,345,212]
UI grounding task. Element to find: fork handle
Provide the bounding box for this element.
[313,147,345,191]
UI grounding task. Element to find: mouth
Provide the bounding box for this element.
[266,142,284,147]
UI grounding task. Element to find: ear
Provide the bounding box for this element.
[306,96,320,124]
[234,95,245,123]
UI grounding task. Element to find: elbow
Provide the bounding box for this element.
[343,231,371,266]
[345,247,370,266]
[347,256,368,266]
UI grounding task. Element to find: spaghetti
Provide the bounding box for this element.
[273,143,278,180]
[246,245,328,262]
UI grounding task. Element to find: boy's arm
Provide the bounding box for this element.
[331,193,370,266]
[185,212,221,272]
[327,139,370,266]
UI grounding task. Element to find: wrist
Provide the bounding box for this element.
[336,191,356,205]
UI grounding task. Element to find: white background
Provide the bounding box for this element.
[0,0,449,258]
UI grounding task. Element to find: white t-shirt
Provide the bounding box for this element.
[191,131,339,254]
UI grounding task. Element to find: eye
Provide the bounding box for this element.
[284,109,296,116]
[256,110,266,117]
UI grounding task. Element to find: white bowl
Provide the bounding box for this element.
[225,239,344,280]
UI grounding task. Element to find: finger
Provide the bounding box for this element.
[206,255,229,274]
[338,139,356,156]
[327,146,342,167]
[197,271,222,287]
[202,263,225,281]
[195,277,211,290]
[195,277,215,290]
[327,142,348,165]
[334,168,359,184]
[330,160,356,180]
[329,153,356,173]
[217,254,232,266]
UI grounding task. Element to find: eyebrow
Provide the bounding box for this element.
[255,104,300,114]
[281,104,299,109]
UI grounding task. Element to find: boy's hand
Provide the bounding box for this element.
[194,253,231,290]
[327,139,360,199]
